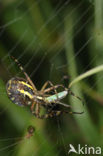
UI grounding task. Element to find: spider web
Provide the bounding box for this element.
[0,0,103,156]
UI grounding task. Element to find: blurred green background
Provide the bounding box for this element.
[0,0,103,156]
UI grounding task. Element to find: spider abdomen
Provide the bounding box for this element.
[6,77,34,106]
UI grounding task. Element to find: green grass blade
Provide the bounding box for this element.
[64,8,100,145]
[69,65,103,88]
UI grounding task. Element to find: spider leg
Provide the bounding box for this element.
[41,81,60,103]
[35,103,40,118]
[40,81,51,91]
[10,56,37,91]
[32,104,49,119]
[56,101,84,114]
[30,102,36,112]
[52,110,84,116]
[31,103,41,118]
[32,112,49,119]
[44,84,66,93]
[42,81,66,94]
[68,89,84,106]
[56,101,71,108]
[60,75,84,107]
[31,101,56,119]
[38,110,83,119]
[32,105,84,119]
[41,81,58,93]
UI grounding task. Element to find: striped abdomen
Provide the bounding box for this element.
[6,77,34,106]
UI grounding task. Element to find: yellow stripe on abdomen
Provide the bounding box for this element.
[17,89,33,99]
[19,81,33,90]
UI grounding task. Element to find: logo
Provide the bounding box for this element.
[68,144,101,155]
